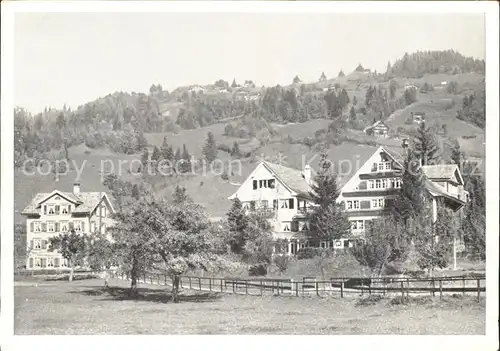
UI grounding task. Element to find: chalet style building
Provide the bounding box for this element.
[363,120,390,138]
[229,145,468,254]
[21,183,116,270]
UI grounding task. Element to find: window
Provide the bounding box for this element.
[347,201,353,210]
[280,200,289,209]
[47,222,55,232]
[288,199,294,209]
[378,163,385,171]
[368,180,374,189]
[61,221,68,232]
[74,221,83,232]
[351,221,358,230]
[358,221,365,230]
[34,239,42,250]
[261,200,268,209]
[35,258,41,268]
[101,206,107,217]
[372,198,384,209]
[269,179,276,189]
[33,222,41,232]
[390,179,395,188]
[351,220,364,231]
[47,258,54,268]
[320,242,326,249]
[62,205,68,214]
[283,223,290,232]
[382,179,388,188]
[385,162,391,170]
[48,205,55,215]
[273,200,278,210]
[395,179,401,188]
[54,258,60,268]
[375,179,381,189]
[249,201,256,211]
[353,200,360,209]
[40,258,47,268]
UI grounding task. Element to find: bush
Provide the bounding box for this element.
[248,264,268,276]
[273,255,290,274]
[296,247,322,260]
[356,295,383,307]
[217,143,232,153]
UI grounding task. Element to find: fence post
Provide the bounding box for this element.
[439,279,443,300]
[199,277,202,291]
[220,279,223,293]
[209,278,212,292]
[277,281,280,296]
[477,279,480,302]
[462,277,466,297]
[296,282,299,297]
[368,283,372,296]
[232,281,235,293]
[340,281,344,298]
[400,281,404,297]
[290,279,293,295]
[406,278,410,298]
[245,280,249,295]
[157,274,160,285]
[260,280,263,296]
[315,280,319,297]
[189,276,192,289]
[180,276,183,288]
[432,279,435,297]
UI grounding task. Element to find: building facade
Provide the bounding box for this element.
[363,120,390,138]
[21,183,116,270]
[229,146,468,255]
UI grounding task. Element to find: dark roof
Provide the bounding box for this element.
[22,190,112,215]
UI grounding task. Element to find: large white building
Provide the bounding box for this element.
[229,145,468,254]
[21,183,116,270]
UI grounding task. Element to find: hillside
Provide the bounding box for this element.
[14,50,486,223]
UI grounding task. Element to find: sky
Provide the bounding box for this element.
[14,12,485,113]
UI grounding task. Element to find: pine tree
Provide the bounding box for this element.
[293,75,301,84]
[172,185,190,204]
[319,72,327,81]
[174,147,182,163]
[308,152,351,241]
[413,122,441,166]
[226,198,249,254]
[231,141,240,157]
[140,148,149,170]
[338,69,345,77]
[450,139,463,170]
[460,175,485,260]
[202,132,218,163]
[131,184,140,200]
[390,148,427,224]
[180,144,192,173]
[352,95,358,106]
[231,78,238,88]
[151,146,161,163]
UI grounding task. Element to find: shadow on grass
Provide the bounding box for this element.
[69,285,222,304]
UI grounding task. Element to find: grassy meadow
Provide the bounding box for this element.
[15,277,485,335]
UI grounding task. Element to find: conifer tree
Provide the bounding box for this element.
[180,144,192,173]
[202,132,218,163]
[450,139,463,170]
[140,148,149,171]
[307,152,351,241]
[172,185,190,204]
[226,198,249,254]
[231,141,240,157]
[413,122,441,165]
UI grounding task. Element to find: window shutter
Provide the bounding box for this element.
[340,201,346,210]
[253,180,257,189]
[289,199,294,209]
[43,205,47,215]
[55,205,60,215]
[358,181,367,190]
[81,222,85,232]
[69,222,74,230]
[360,200,371,209]
[29,240,34,249]
[55,222,60,232]
[371,163,377,172]
[30,222,34,232]
[41,258,47,268]
[41,222,47,232]
[41,240,47,249]
[54,258,60,268]
[29,257,34,268]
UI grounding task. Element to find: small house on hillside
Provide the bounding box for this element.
[363,120,390,138]
[411,112,426,124]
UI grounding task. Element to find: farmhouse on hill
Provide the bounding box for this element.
[363,120,390,138]
[411,112,426,124]
[228,146,468,254]
[21,183,116,270]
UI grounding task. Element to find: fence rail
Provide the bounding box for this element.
[118,272,486,301]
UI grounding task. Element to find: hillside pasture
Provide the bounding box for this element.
[15,277,485,335]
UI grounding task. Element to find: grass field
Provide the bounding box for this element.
[15,277,485,335]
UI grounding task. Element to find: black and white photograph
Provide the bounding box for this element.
[1,1,498,350]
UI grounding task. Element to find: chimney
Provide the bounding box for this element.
[73,182,81,194]
[303,164,312,185]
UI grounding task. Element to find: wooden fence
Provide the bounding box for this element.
[119,272,486,301]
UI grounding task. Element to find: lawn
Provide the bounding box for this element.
[15,277,485,335]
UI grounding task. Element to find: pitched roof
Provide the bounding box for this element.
[21,189,112,215]
[424,179,466,207]
[421,164,461,182]
[363,120,389,132]
[263,162,311,196]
